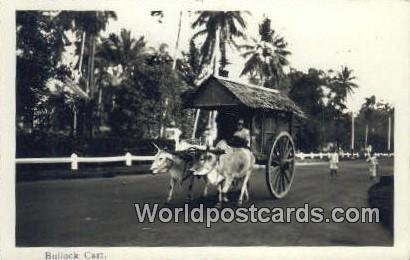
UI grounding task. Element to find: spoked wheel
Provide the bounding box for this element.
[266,131,296,199]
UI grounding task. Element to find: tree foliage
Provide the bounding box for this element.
[16,11,71,127]
[17,11,193,142]
[16,11,393,156]
[192,11,248,76]
[288,67,359,151]
[240,17,291,89]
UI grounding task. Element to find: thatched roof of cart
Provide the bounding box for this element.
[182,75,306,119]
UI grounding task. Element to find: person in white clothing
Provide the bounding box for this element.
[203,126,217,147]
[366,152,378,180]
[164,121,182,150]
[329,147,339,178]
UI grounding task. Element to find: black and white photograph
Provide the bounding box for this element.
[1,0,409,259]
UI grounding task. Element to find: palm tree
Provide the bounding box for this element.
[55,11,117,89]
[150,10,183,70]
[96,29,147,126]
[361,95,376,148]
[192,11,248,76]
[98,29,146,71]
[240,17,291,88]
[150,11,184,136]
[53,11,117,137]
[331,66,358,101]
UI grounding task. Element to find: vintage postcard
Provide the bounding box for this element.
[0,0,408,259]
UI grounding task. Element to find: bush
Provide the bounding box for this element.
[16,130,175,157]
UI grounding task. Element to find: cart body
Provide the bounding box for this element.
[183,75,306,198]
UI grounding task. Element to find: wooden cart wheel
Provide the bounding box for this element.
[266,131,296,199]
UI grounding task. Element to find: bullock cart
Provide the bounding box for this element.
[183,75,306,199]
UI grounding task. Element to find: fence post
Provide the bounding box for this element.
[319,153,323,159]
[71,153,78,170]
[125,152,132,166]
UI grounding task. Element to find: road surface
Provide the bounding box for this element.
[16,159,393,246]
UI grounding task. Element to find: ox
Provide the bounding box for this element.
[191,146,255,206]
[149,144,199,203]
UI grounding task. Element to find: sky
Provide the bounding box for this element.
[101,0,409,112]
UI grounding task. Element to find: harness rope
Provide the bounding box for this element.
[199,154,223,183]
[164,153,194,183]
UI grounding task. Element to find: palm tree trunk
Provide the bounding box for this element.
[387,115,391,151]
[159,65,167,137]
[111,93,116,111]
[192,109,200,139]
[217,28,227,76]
[85,34,92,95]
[86,33,96,138]
[212,55,217,75]
[160,11,183,137]
[73,104,77,136]
[365,124,368,148]
[262,56,267,87]
[212,27,221,76]
[159,98,168,137]
[72,31,85,138]
[172,11,182,70]
[89,35,96,95]
[98,85,103,125]
[78,31,86,73]
[351,112,354,152]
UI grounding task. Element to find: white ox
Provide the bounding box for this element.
[149,144,198,203]
[191,145,255,206]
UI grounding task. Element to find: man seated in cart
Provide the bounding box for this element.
[232,118,251,147]
[215,117,251,152]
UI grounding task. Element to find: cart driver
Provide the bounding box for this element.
[215,118,251,151]
[232,118,250,147]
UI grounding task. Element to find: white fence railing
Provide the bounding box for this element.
[16,152,394,171]
[295,152,394,160]
[15,152,155,171]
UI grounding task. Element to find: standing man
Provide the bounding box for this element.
[366,152,378,180]
[329,146,339,178]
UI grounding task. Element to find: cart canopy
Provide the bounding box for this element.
[182,75,306,119]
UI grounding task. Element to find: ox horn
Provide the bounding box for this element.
[152,142,161,151]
